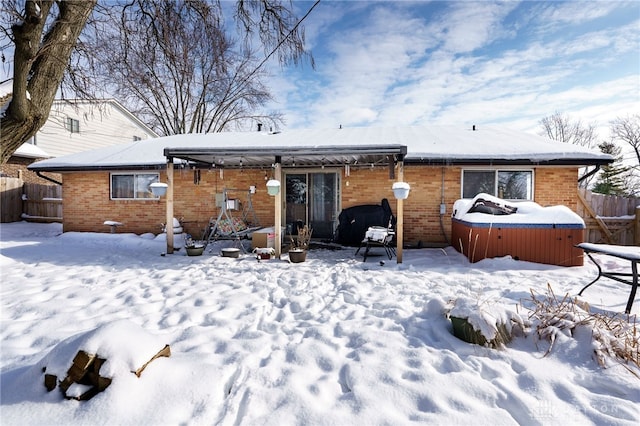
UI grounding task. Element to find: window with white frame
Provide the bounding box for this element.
[462,169,533,200]
[66,117,80,133]
[110,173,159,199]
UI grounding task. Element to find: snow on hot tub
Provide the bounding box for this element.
[451,194,585,266]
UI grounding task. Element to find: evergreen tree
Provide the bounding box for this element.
[592,141,629,195]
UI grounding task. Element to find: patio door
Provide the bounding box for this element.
[284,171,340,240]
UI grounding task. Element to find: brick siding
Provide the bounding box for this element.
[61,165,581,245]
[1,157,61,184]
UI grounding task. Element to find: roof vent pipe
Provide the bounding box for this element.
[257,123,262,132]
[472,125,476,131]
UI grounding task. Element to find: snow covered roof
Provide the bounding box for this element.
[28,125,613,172]
[13,142,51,159]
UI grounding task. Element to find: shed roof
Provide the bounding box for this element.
[28,125,613,172]
[13,143,51,159]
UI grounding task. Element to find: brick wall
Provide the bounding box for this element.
[533,167,579,209]
[62,168,275,237]
[61,165,581,245]
[1,157,61,184]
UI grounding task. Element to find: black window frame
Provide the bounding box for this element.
[66,117,80,133]
[462,169,533,200]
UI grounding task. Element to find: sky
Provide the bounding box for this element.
[2,0,637,161]
[266,1,639,142]
[1,220,638,424]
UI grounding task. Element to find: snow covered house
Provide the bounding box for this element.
[28,125,612,253]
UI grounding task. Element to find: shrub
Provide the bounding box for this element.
[527,284,639,376]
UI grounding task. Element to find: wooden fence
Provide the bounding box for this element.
[0,177,62,223]
[1,177,23,222]
[577,188,639,245]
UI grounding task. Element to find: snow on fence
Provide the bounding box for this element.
[577,188,639,245]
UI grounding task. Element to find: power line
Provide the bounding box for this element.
[238,0,321,95]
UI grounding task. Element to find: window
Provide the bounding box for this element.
[462,170,533,200]
[66,117,80,133]
[110,173,159,199]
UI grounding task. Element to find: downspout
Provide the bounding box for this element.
[578,165,601,184]
[439,166,449,245]
[36,171,63,186]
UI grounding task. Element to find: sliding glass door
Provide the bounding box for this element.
[285,171,339,240]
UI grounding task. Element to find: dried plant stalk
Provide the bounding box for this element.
[526,284,639,376]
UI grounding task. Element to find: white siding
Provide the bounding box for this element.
[34,100,156,158]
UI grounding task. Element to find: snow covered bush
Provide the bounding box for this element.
[526,284,639,376]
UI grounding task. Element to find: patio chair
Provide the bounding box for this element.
[355,224,396,262]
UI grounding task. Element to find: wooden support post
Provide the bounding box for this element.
[166,160,174,254]
[274,160,282,258]
[396,160,404,264]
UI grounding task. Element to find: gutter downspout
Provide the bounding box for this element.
[36,171,63,186]
[439,167,449,245]
[578,165,601,184]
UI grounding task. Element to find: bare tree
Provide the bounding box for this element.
[539,111,600,186]
[610,114,640,167]
[0,0,96,164]
[82,1,284,135]
[0,0,315,164]
[610,114,640,196]
[539,111,598,148]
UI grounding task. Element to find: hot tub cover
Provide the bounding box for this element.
[453,193,584,227]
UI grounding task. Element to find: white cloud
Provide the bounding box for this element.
[427,1,519,53]
[266,1,639,136]
[535,0,627,26]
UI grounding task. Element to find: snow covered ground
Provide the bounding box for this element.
[1,221,638,425]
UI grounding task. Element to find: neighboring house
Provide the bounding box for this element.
[28,125,612,248]
[30,98,158,158]
[0,83,157,183]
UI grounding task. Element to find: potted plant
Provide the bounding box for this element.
[184,235,205,256]
[289,225,312,263]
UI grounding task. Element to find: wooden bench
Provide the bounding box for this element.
[577,243,639,314]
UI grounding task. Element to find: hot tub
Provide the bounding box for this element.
[451,195,585,266]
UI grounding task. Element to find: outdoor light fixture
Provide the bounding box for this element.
[266,179,281,196]
[150,182,168,197]
[392,182,410,199]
